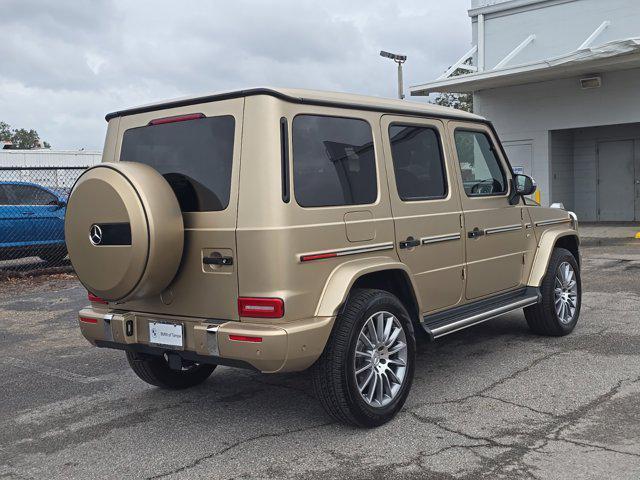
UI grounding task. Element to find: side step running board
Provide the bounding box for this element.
[422,287,540,340]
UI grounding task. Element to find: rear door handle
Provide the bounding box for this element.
[399,236,421,249]
[203,255,233,266]
[468,227,485,239]
[21,211,35,216]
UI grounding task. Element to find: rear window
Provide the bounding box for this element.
[120,115,235,212]
[292,115,377,207]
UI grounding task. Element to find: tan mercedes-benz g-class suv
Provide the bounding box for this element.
[66,88,581,427]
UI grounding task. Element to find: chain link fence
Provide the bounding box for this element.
[0,167,86,276]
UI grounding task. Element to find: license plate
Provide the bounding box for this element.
[149,321,184,348]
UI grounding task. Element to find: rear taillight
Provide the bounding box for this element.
[238,297,284,318]
[229,334,263,343]
[87,292,107,304]
[148,113,205,125]
[79,317,98,324]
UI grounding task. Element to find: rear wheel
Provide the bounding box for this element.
[311,289,416,427]
[126,351,216,389]
[525,247,581,336]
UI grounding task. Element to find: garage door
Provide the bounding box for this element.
[597,140,636,221]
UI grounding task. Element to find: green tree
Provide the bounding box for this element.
[0,122,50,149]
[0,122,12,142]
[429,60,474,113]
[432,92,473,113]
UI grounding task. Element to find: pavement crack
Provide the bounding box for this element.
[557,438,640,458]
[408,410,509,449]
[145,421,334,480]
[478,394,559,418]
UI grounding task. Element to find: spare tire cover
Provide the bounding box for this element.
[65,162,184,301]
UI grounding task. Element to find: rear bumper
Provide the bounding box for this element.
[78,308,335,373]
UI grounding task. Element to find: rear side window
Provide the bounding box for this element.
[389,124,447,201]
[454,130,507,196]
[292,115,377,207]
[120,115,235,212]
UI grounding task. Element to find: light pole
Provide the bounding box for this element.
[380,50,407,99]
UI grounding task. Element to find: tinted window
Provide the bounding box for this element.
[120,115,235,212]
[0,186,10,205]
[454,130,507,196]
[292,115,376,207]
[8,185,56,205]
[389,125,447,201]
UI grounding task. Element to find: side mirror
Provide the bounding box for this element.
[514,174,536,196]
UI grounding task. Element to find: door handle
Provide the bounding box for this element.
[468,227,485,239]
[203,255,233,266]
[21,211,35,216]
[399,236,421,249]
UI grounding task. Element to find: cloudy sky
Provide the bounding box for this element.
[0,0,471,150]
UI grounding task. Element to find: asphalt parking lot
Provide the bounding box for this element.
[1,244,639,479]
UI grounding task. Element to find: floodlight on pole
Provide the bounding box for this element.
[379,50,407,99]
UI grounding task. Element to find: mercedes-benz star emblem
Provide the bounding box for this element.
[89,224,103,246]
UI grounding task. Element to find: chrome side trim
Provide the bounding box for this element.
[420,232,462,245]
[206,325,220,355]
[535,218,571,227]
[430,295,540,339]
[298,241,394,262]
[484,224,522,235]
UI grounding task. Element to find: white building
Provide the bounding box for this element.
[411,0,640,221]
[0,149,101,188]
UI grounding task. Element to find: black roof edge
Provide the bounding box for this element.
[104,87,481,124]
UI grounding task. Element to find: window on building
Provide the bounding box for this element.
[454,130,507,196]
[389,124,447,201]
[292,115,377,207]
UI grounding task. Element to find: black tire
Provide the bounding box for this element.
[525,247,581,336]
[39,249,68,266]
[311,289,416,428]
[126,351,216,389]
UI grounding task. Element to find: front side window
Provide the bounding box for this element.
[454,130,507,196]
[389,124,447,201]
[7,185,56,205]
[292,115,377,207]
[120,115,235,212]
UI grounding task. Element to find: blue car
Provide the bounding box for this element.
[0,181,68,264]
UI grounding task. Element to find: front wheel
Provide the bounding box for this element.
[525,247,581,336]
[311,289,416,428]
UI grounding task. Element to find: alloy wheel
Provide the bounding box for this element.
[554,261,578,324]
[353,311,408,408]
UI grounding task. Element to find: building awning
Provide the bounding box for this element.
[410,38,640,95]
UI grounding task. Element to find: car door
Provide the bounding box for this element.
[448,121,527,300]
[381,116,464,314]
[10,184,63,246]
[0,185,18,247]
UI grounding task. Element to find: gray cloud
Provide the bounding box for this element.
[0,0,470,150]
